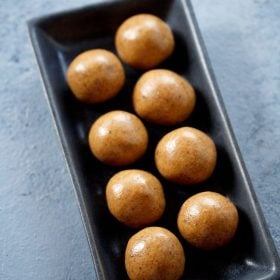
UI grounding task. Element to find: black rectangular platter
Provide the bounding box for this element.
[28,0,280,279]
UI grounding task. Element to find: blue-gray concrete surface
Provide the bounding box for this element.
[0,0,279,279]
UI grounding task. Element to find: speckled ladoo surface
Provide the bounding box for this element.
[0,1,279,279]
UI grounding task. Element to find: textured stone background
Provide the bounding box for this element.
[0,0,279,279]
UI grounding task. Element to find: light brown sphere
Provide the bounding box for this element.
[133,69,196,125]
[67,49,125,103]
[115,14,175,69]
[88,111,148,166]
[177,192,239,250]
[106,170,165,228]
[155,127,217,185]
[125,227,185,280]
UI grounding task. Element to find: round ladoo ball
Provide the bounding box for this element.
[177,191,239,250]
[133,69,196,125]
[125,227,185,280]
[155,127,217,185]
[88,111,148,166]
[106,169,165,228]
[67,49,125,103]
[115,14,175,69]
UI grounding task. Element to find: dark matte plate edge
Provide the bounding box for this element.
[27,0,122,27]
[27,21,104,280]
[183,1,280,278]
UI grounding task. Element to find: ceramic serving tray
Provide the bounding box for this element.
[28,0,280,279]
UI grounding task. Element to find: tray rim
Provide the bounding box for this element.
[27,0,280,279]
